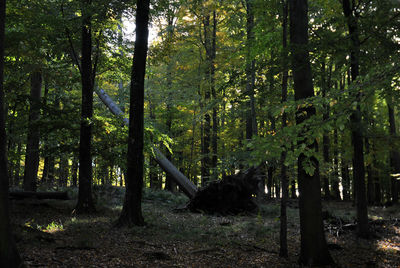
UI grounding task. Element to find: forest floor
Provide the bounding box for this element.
[10,187,400,267]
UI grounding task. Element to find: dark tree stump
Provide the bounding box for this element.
[187,166,263,215]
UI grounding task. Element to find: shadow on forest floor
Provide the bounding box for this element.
[10,187,400,267]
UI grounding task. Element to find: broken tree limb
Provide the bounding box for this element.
[9,191,70,200]
[95,88,198,199]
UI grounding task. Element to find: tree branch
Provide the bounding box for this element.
[61,3,82,75]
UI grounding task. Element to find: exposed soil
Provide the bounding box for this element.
[10,189,400,267]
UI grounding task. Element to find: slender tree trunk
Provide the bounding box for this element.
[289,0,332,265]
[13,141,21,186]
[71,156,78,187]
[245,0,257,140]
[148,97,160,189]
[0,0,23,264]
[210,11,218,180]
[341,161,351,201]
[321,60,331,199]
[116,0,150,227]
[290,177,296,198]
[365,137,375,205]
[333,128,341,199]
[202,13,212,186]
[23,70,42,191]
[267,166,274,198]
[41,80,50,185]
[165,118,176,192]
[342,0,369,237]
[165,13,176,191]
[279,0,289,258]
[59,155,69,187]
[6,104,16,186]
[76,0,96,213]
[388,104,399,203]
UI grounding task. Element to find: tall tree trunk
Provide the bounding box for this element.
[342,0,369,237]
[289,0,332,265]
[201,13,212,186]
[116,0,150,227]
[0,0,23,264]
[165,12,176,192]
[321,60,331,199]
[211,11,218,180]
[76,0,96,213]
[245,0,257,140]
[41,80,50,185]
[279,0,289,258]
[388,104,399,203]
[23,70,42,191]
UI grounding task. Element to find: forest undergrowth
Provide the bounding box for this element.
[10,187,400,267]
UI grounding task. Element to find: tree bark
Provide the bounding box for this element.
[0,0,23,265]
[71,156,78,187]
[289,0,332,265]
[211,11,218,181]
[321,60,331,199]
[365,137,375,205]
[23,71,42,191]
[333,128,341,199]
[342,0,369,237]
[201,10,214,184]
[279,0,289,258]
[388,104,399,203]
[116,0,150,227]
[245,0,257,140]
[75,0,96,214]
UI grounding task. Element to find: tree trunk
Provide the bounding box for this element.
[165,14,176,191]
[0,0,23,264]
[279,0,289,258]
[267,166,274,199]
[23,70,42,191]
[211,11,218,180]
[245,0,257,140]
[165,118,176,192]
[365,137,375,205]
[116,0,150,227]
[71,156,78,187]
[289,0,332,265]
[59,155,69,187]
[341,161,351,201]
[342,0,369,237]
[75,0,96,214]
[321,60,331,199]
[201,11,213,185]
[332,128,341,199]
[290,176,296,198]
[388,104,399,203]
